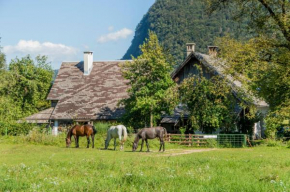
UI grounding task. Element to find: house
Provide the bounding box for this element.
[25,52,130,135]
[161,43,269,137]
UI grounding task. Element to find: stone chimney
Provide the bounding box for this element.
[84,51,93,75]
[186,43,195,56]
[208,46,218,57]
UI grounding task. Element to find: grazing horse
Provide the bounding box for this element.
[66,124,97,148]
[105,125,127,150]
[132,126,167,152]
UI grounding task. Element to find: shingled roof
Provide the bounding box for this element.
[25,107,55,123]
[47,60,130,121]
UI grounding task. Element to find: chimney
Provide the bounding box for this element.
[186,43,195,56]
[84,51,93,75]
[208,46,218,57]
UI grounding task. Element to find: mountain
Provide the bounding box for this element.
[122,0,249,64]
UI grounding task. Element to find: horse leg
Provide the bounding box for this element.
[140,139,144,152]
[159,139,162,152]
[146,139,150,152]
[119,135,123,151]
[76,136,79,148]
[114,138,116,150]
[120,140,123,150]
[159,137,164,152]
[87,135,90,148]
[91,134,95,148]
[73,135,77,148]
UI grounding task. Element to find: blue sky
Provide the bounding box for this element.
[0,0,155,69]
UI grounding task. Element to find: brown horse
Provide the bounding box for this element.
[66,124,97,148]
[132,127,167,152]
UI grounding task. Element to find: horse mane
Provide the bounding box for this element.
[134,128,143,143]
[66,126,74,140]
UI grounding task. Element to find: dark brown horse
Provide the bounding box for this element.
[132,127,167,152]
[66,124,97,148]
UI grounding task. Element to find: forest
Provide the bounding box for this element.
[122,0,250,65]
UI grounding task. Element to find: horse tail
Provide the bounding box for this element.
[122,125,128,142]
[92,125,97,135]
[163,127,167,140]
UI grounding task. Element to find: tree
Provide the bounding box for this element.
[120,31,177,128]
[0,37,6,70]
[178,70,238,133]
[206,0,290,137]
[7,55,53,116]
[123,0,250,65]
[0,55,53,122]
[206,0,290,48]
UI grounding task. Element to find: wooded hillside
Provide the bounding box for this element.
[122,0,249,64]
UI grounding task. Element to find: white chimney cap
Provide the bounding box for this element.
[84,51,93,75]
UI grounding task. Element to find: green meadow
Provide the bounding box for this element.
[0,134,290,192]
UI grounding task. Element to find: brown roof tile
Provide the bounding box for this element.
[47,61,129,120]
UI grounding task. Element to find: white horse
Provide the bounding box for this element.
[105,125,128,150]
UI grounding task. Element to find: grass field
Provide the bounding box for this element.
[0,135,290,191]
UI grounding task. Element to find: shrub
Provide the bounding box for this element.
[206,139,217,148]
[126,126,135,134]
[287,141,290,148]
[0,121,37,136]
[94,122,112,135]
[20,128,64,146]
[265,139,284,147]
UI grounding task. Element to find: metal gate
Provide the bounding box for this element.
[217,134,246,148]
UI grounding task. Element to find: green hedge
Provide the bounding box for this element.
[0,121,37,136]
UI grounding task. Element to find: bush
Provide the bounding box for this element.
[0,121,37,136]
[286,141,290,148]
[265,139,284,147]
[126,126,134,134]
[20,128,65,146]
[94,122,112,135]
[206,139,217,148]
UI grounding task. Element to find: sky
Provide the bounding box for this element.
[0,0,155,69]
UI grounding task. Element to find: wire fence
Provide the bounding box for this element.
[166,133,247,148]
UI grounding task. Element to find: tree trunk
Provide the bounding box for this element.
[150,111,153,128]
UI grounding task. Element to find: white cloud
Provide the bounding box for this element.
[97,28,133,43]
[108,26,114,31]
[3,40,79,69]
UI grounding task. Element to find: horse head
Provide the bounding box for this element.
[66,138,71,148]
[132,142,138,152]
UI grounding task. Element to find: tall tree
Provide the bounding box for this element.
[0,55,53,121]
[0,37,6,70]
[7,55,53,116]
[207,0,290,48]
[120,31,177,128]
[206,0,290,137]
[179,71,239,133]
